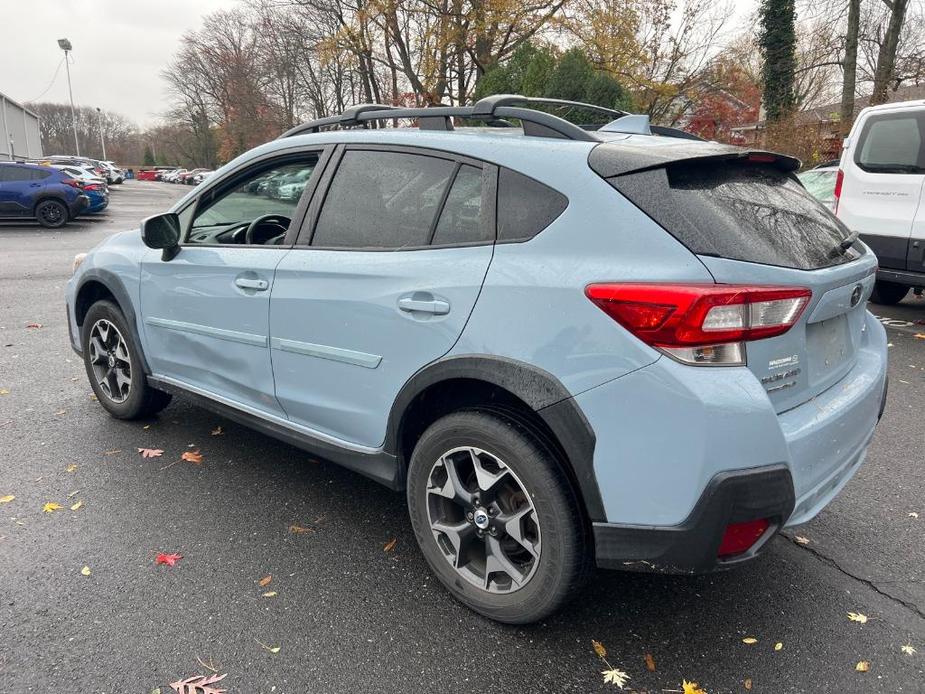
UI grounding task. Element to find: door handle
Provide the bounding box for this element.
[398,296,450,315]
[235,277,269,291]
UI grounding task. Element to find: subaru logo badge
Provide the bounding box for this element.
[850,284,863,307]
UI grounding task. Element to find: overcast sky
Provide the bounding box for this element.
[0,1,236,126]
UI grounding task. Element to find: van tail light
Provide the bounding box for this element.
[585,284,811,366]
[61,178,80,188]
[833,168,844,215]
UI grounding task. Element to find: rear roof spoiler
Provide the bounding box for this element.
[589,141,801,178]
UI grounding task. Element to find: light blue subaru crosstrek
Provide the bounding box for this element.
[66,96,888,623]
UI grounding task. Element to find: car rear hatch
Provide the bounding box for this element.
[590,141,878,412]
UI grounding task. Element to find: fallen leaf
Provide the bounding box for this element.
[143,424,150,430]
[54,409,66,416]
[262,591,277,598]
[909,512,919,519]
[255,638,280,654]
[155,552,183,567]
[288,524,314,534]
[70,500,83,511]
[65,464,77,473]
[26,323,43,329]
[211,426,224,436]
[592,640,607,658]
[901,644,916,655]
[67,490,80,498]
[644,652,656,672]
[258,575,272,587]
[0,388,9,395]
[0,495,14,504]
[848,612,868,624]
[914,333,925,340]
[744,678,752,691]
[169,673,227,694]
[855,660,870,672]
[181,450,204,464]
[682,679,707,694]
[42,502,63,513]
[80,566,91,576]
[742,637,758,645]
[104,449,121,455]
[794,535,810,545]
[774,642,783,651]
[138,448,164,458]
[383,538,397,552]
[601,668,629,688]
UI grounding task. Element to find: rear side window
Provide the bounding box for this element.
[497,168,567,241]
[312,150,454,248]
[432,164,486,245]
[0,166,48,182]
[608,162,855,270]
[855,113,924,173]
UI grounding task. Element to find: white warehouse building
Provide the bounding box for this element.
[0,90,43,161]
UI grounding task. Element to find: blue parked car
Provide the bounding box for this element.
[80,182,109,214]
[66,96,888,624]
[0,162,89,227]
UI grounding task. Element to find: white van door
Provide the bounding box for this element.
[838,108,925,272]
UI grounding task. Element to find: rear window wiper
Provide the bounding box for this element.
[834,230,859,254]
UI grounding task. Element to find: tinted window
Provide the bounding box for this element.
[497,168,567,241]
[432,165,486,245]
[189,157,318,244]
[312,150,454,248]
[0,166,48,182]
[609,162,855,270]
[855,113,924,173]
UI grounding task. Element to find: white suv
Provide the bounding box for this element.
[837,99,925,304]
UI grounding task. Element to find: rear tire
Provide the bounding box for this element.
[870,280,908,305]
[81,300,172,420]
[407,409,590,624]
[35,199,68,228]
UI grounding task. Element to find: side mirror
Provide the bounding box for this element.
[141,212,181,261]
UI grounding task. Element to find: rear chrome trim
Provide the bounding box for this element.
[270,336,382,369]
[144,316,267,347]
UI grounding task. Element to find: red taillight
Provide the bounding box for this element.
[718,519,770,558]
[833,168,844,215]
[82,183,102,191]
[61,178,80,188]
[585,284,811,365]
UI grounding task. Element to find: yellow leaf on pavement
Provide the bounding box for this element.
[65,464,77,473]
[774,642,783,651]
[855,661,870,672]
[255,638,280,654]
[80,566,91,576]
[744,678,752,691]
[42,502,63,513]
[383,538,397,552]
[0,495,15,504]
[262,591,277,598]
[591,640,607,658]
[742,637,758,645]
[682,680,707,694]
[70,501,83,511]
[794,535,810,545]
[0,388,9,395]
[848,612,868,624]
[901,644,916,655]
[211,426,224,436]
[601,668,629,688]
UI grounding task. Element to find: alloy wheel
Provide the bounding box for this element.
[87,319,132,404]
[427,446,541,593]
[39,202,64,225]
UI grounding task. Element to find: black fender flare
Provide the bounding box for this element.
[75,268,151,374]
[385,354,605,521]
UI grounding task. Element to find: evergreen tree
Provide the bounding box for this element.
[758,0,797,122]
[142,145,156,166]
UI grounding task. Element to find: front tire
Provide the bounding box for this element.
[870,280,909,305]
[35,199,68,228]
[81,300,171,419]
[407,410,590,624]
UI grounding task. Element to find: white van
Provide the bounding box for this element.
[837,99,925,304]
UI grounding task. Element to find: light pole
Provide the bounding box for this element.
[57,38,80,156]
[95,107,106,160]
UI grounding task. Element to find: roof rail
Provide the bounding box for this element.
[277,95,702,143]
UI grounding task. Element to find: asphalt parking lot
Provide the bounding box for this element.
[0,180,923,693]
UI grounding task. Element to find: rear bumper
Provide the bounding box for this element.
[577,312,888,573]
[594,465,794,573]
[69,195,90,217]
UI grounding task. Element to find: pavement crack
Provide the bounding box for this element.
[784,535,925,621]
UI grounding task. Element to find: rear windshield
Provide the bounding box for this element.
[607,162,856,270]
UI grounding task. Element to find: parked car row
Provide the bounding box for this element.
[156,167,215,185]
[31,155,125,185]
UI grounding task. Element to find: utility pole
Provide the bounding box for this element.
[96,107,106,160]
[57,38,80,156]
